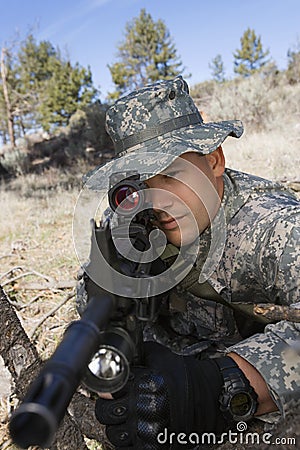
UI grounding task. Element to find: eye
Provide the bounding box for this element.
[162,170,180,179]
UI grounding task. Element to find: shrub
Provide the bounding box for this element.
[207,74,274,130]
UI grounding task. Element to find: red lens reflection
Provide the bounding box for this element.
[114,186,140,210]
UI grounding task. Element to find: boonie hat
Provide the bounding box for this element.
[85,76,243,190]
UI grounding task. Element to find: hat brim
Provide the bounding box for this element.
[84,119,243,191]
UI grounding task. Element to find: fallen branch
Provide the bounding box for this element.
[1,268,55,287]
[29,289,76,339]
[18,292,48,310]
[0,266,23,283]
[0,253,14,261]
[254,303,300,322]
[17,280,77,290]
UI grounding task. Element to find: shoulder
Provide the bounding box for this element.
[224,168,299,227]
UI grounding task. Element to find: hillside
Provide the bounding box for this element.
[191,72,300,182]
[1,71,300,185]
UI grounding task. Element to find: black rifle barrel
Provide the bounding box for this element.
[9,294,114,449]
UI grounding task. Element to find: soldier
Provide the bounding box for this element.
[81,76,300,448]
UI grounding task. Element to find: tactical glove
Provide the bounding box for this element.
[95,342,227,449]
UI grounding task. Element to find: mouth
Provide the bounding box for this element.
[159,216,184,230]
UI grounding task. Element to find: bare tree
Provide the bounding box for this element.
[0,48,15,147]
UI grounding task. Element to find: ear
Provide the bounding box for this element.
[206,146,225,177]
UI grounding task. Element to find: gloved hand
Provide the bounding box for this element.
[95,342,227,449]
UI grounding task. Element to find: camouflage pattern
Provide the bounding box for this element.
[83,76,243,191]
[143,169,300,421]
[79,76,300,422]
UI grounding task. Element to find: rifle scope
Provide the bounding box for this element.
[108,178,147,217]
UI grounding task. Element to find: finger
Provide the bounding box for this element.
[98,392,113,399]
[106,424,134,447]
[95,396,129,425]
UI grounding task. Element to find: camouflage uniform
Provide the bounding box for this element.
[80,76,300,424]
[143,168,300,422]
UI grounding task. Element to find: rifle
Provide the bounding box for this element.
[9,173,167,448]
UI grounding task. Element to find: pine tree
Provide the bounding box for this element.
[108,9,184,99]
[15,35,57,133]
[209,54,226,82]
[287,40,300,84]
[233,28,270,77]
[17,35,98,131]
[38,59,97,131]
[0,33,99,140]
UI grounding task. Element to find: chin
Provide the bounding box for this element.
[167,231,199,247]
[181,234,199,246]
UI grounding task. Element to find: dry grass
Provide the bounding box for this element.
[0,177,83,448]
[195,74,300,183]
[0,77,299,446]
[222,122,300,181]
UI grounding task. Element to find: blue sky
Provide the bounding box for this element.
[1,0,299,101]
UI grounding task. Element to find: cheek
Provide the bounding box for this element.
[173,186,197,212]
[190,179,220,220]
[180,184,206,211]
[182,190,212,233]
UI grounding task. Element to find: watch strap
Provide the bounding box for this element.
[215,356,258,422]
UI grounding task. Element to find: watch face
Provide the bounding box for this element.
[230,392,252,416]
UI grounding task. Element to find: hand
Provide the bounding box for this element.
[95,342,226,449]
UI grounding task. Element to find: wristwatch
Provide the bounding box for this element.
[215,357,258,422]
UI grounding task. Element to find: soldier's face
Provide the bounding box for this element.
[145,151,225,246]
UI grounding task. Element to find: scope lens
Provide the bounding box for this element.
[88,348,123,380]
[84,346,129,393]
[83,329,134,393]
[112,186,141,212]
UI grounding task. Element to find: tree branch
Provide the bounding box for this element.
[29,289,75,339]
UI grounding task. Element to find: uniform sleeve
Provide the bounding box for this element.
[226,320,300,419]
[227,210,300,419]
[259,210,300,305]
